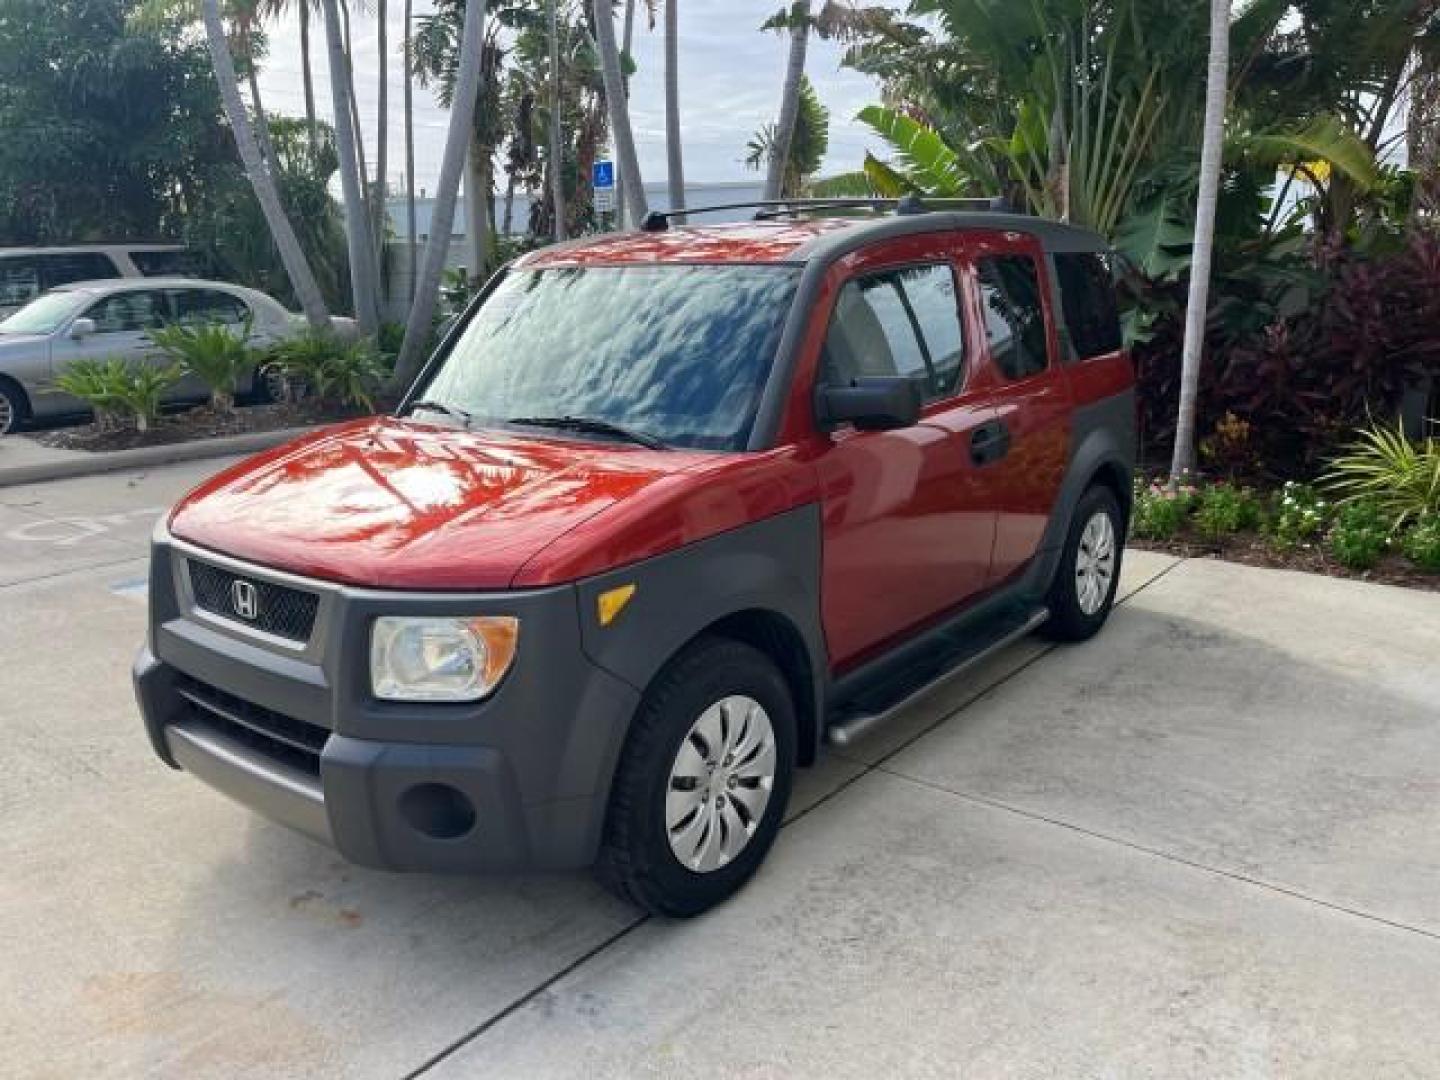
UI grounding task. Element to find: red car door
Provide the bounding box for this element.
[809,234,1001,671]
[960,233,1075,586]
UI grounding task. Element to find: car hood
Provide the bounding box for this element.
[168,417,711,589]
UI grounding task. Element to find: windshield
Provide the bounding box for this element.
[0,291,85,335]
[417,265,801,451]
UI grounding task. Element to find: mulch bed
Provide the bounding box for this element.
[1132,534,1440,593]
[27,401,367,454]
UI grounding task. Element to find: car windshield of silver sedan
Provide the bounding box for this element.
[415,264,801,452]
[0,292,86,335]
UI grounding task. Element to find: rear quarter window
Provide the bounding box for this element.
[1054,253,1122,360]
[976,255,1050,381]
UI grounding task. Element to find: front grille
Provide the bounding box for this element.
[175,675,328,776]
[188,559,319,644]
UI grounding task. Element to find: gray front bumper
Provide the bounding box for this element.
[133,535,641,872]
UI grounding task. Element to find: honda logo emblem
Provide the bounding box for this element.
[230,579,260,621]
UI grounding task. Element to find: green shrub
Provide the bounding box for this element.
[1131,479,1196,541]
[1324,419,1440,532]
[54,358,180,433]
[1193,482,1263,540]
[149,321,254,413]
[1399,516,1440,572]
[271,330,385,412]
[1326,499,1391,570]
[1264,481,1331,552]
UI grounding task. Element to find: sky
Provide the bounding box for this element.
[257,1,886,194]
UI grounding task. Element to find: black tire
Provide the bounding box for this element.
[0,377,29,436]
[1040,484,1125,642]
[596,637,796,918]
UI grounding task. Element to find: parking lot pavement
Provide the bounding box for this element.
[3,462,1437,1079]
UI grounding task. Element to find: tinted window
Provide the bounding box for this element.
[1055,253,1122,360]
[85,291,167,333]
[421,266,800,451]
[38,253,119,290]
[132,249,199,276]
[171,289,249,326]
[824,264,966,401]
[0,257,40,308]
[977,255,1049,381]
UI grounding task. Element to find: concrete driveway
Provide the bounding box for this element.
[2,462,1438,1078]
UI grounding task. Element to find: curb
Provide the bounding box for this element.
[0,427,309,490]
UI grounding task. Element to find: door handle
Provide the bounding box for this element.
[970,421,1011,466]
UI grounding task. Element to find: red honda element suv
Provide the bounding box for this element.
[135,198,1134,916]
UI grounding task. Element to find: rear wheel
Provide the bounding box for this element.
[1040,485,1124,642]
[0,378,28,436]
[596,638,796,917]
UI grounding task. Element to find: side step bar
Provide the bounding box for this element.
[826,607,1049,748]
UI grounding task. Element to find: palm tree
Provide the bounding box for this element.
[200,0,331,328]
[763,1,811,202]
[404,0,418,301]
[375,0,390,273]
[746,74,827,197]
[1415,45,1440,219]
[298,0,319,154]
[321,0,381,335]
[549,0,567,240]
[617,0,639,228]
[394,0,489,388]
[1170,0,1232,483]
[593,0,648,224]
[663,0,685,219]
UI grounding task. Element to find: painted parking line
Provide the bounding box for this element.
[2,507,164,548]
[110,575,149,603]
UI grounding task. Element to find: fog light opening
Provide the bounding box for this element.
[398,783,477,840]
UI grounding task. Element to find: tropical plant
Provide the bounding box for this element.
[1400,515,1440,571]
[1326,498,1391,570]
[1192,481,1263,540]
[1130,478,1197,540]
[746,75,830,197]
[394,0,489,388]
[761,1,810,202]
[1324,419,1440,532]
[1265,481,1329,552]
[150,322,256,413]
[54,359,181,433]
[271,331,386,410]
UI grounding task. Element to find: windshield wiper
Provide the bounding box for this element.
[408,400,477,427]
[507,415,670,451]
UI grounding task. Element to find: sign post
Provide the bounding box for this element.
[593,160,616,227]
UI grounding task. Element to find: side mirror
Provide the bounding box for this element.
[69,318,96,340]
[815,376,923,432]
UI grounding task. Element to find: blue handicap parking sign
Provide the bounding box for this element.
[592,160,615,190]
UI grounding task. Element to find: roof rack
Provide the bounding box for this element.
[639,195,1015,232]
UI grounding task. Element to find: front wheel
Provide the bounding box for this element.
[0,378,28,436]
[1040,485,1124,642]
[596,638,796,917]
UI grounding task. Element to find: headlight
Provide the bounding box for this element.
[370,616,519,702]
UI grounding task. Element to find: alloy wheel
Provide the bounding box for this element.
[665,695,777,873]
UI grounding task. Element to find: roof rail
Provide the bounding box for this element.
[639,195,1016,232]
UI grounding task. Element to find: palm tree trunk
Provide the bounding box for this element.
[465,139,488,278]
[502,172,517,235]
[617,0,638,229]
[593,0,648,224]
[1169,0,1231,483]
[664,0,685,220]
[763,1,810,202]
[1413,60,1440,219]
[375,0,390,279]
[404,0,418,303]
[201,0,330,329]
[394,0,489,388]
[341,1,372,228]
[549,0,567,241]
[321,0,381,336]
[300,1,319,156]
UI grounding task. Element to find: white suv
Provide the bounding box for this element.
[0,244,197,319]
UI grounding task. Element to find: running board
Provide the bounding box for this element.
[826,607,1050,748]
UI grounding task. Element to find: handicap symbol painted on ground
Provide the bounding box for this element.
[3,507,165,548]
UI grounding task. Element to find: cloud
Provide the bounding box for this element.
[256,0,882,192]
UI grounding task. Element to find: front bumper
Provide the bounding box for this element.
[134,535,641,872]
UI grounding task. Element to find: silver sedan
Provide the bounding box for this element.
[0,277,356,435]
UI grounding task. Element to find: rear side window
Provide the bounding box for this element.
[170,289,249,326]
[38,253,119,290]
[824,264,966,402]
[133,249,200,276]
[1054,253,1122,360]
[0,257,40,308]
[976,255,1050,381]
